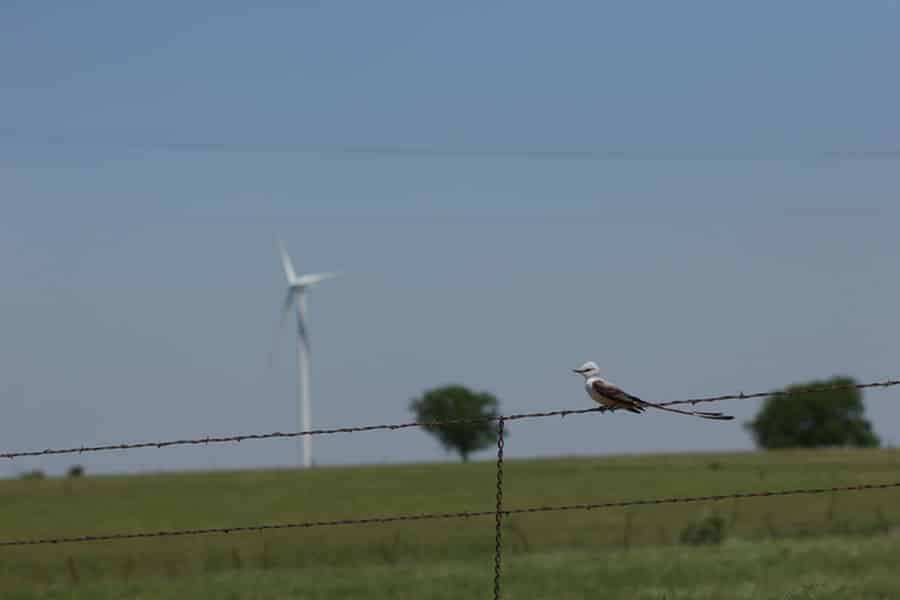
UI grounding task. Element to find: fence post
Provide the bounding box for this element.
[493,417,506,600]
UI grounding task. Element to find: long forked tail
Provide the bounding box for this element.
[642,401,734,421]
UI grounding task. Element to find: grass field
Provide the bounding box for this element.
[8,535,900,600]
[3,448,900,598]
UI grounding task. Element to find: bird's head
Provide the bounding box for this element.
[573,361,600,378]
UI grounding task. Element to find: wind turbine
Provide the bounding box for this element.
[277,238,338,469]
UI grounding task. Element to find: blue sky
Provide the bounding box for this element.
[2,2,899,476]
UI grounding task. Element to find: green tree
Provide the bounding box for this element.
[746,376,879,449]
[410,385,503,462]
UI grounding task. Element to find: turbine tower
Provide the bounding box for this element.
[277,238,338,469]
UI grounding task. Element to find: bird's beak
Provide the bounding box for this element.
[572,369,580,374]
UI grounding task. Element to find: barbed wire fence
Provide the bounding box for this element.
[5,378,897,461]
[2,377,900,600]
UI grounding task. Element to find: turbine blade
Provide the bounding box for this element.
[297,312,310,354]
[280,289,296,330]
[313,271,340,282]
[295,292,311,355]
[277,238,298,284]
[299,272,341,286]
[267,289,297,369]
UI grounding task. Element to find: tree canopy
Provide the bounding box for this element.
[409,385,502,462]
[745,376,879,449]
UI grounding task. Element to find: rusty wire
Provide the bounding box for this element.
[2,378,898,461]
[1,480,898,548]
[657,378,900,409]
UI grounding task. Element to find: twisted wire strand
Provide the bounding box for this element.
[2,481,897,548]
[493,418,506,600]
[3,378,897,460]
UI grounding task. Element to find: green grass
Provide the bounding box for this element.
[2,448,900,597]
[6,536,900,599]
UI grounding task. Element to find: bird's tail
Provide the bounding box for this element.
[642,401,734,420]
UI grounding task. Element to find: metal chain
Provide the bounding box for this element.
[493,417,505,600]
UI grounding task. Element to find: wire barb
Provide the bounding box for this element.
[2,378,897,460]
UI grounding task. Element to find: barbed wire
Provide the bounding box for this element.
[5,380,897,600]
[3,378,897,461]
[657,378,900,409]
[1,480,897,548]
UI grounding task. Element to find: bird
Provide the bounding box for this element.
[573,361,734,420]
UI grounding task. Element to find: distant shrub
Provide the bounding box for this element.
[746,376,879,449]
[67,465,85,478]
[409,385,503,462]
[21,469,46,480]
[679,514,725,546]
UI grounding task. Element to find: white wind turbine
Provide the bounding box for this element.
[277,238,339,469]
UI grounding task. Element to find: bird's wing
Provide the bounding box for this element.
[591,380,645,408]
[591,379,733,420]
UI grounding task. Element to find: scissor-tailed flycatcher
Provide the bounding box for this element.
[573,361,734,421]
